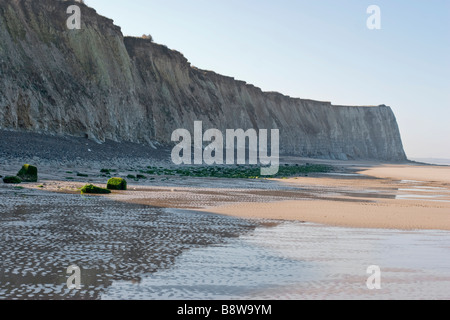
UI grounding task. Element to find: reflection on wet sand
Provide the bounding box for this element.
[102,222,450,300]
[0,187,255,300]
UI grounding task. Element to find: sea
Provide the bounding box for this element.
[409,158,450,166]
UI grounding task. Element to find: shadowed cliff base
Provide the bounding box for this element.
[0,0,406,161]
[0,130,410,170]
[0,130,171,165]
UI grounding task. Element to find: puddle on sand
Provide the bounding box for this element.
[396,194,447,199]
[336,180,450,202]
[399,188,448,193]
[399,180,424,184]
[395,183,450,202]
[102,222,450,300]
[322,173,362,177]
[0,188,255,300]
[342,192,396,200]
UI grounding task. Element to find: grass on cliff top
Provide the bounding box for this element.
[140,164,333,179]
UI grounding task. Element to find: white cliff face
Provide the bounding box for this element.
[0,0,406,161]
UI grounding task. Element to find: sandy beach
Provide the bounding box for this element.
[359,165,450,184]
[2,157,450,299]
[2,131,449,231]
[8,160,450,231]
[199,164,450,230]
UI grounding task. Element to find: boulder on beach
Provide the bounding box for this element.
[3,176,22,184]
[17,164,38,182]
[81,184,111,194]
[107,178,127,190]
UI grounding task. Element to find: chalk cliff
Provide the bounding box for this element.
[0,0,407,161]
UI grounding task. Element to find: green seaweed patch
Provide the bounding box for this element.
[81,184,111,195]
[143,164,332,179]
[77,173,89,177]
[101,169,117,174]
[3,176,22,184]
[17,164,38,182]
[107,178,127,191]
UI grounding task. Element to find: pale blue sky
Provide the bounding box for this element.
[87,0,450,159]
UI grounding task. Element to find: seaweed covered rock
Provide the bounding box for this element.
[3,176,22,184]
[107,178,127,190]
[17,164,38,182]
[81,184,111,194]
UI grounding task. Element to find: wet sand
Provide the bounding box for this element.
[0,185,255,299]
[8,162,450,231]
[102,222,450,300]
[2,159,450,299]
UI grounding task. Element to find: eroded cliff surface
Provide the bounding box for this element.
[0,0,407,161]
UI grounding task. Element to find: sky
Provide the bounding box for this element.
[87,0,450,159]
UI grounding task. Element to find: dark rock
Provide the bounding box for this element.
[107,178,127,191]
[3,176,22,184]
[17,164,38,182]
